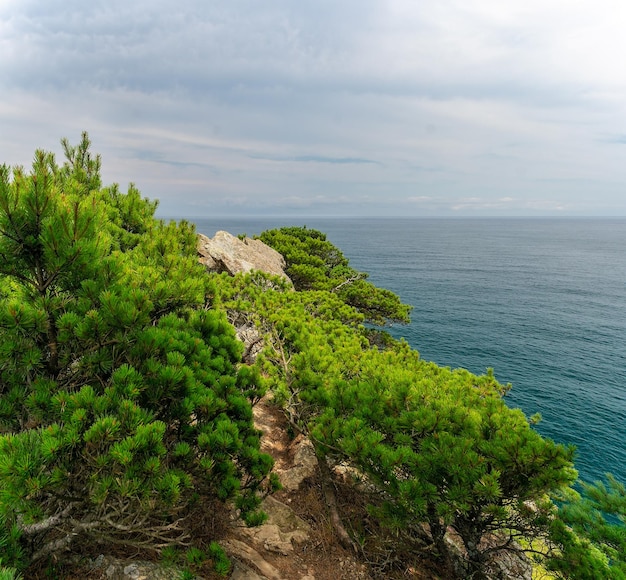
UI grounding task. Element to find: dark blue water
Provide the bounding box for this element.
[187,217,626,486]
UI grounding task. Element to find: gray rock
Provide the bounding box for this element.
[234,321,264,363]
[444,531,533,580]
[230,559,267,580]
[222,539,283,580]
[90,555,187,579]
[278,435,318,492]
[487,547,533,580]
[197,231,291,282]
[238,495,312,555]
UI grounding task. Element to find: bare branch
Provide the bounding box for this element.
[331,273,364,293]
[19,503,77,536]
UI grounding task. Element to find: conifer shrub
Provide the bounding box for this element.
[0,134,272,571]
[258,226,412,325]
[547,475,626,579]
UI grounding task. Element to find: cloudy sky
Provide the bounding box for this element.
[2,0,626,217]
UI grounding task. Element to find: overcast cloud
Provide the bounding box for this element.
[2,0,626,217]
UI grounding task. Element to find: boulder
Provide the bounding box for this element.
[278,435,318,492]
[197,231,291,283]
[238,496,312,556]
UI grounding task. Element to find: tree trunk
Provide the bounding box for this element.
[427,504,448,554]
[317,455,358,553]
[455,515,488,580]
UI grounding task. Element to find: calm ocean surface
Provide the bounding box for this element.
[188,217,626,486]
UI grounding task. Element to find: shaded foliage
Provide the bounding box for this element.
[547,475,626,579]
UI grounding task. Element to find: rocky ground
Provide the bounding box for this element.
[222,397,374,580]
[27,396,443,580]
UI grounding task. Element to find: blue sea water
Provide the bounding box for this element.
[189,217,626,486]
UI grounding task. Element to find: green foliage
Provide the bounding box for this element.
[547,517,615,580]
[159,542,230,578]
[160,545,178,566]
[258,226,412,325]
[0,557,19,580]
[215,246,579,577]
[0,569,18,580]
[301,343,576,576]
[547,475,626,579]
[208,541,231,576]
[178,569,195,580]
[97,182,159,252]
[0,135,272,570]
[185,546,206,566]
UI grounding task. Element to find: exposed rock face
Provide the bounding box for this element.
[444,530,533,580]
[277,435,318,492]
[233,320,264,364]
[198,231,291,283]
[198,231,292,363]
[223,539,284,580]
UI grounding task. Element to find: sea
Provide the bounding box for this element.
[185,217,626,486]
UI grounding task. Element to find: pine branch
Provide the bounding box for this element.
[30,520,102,563]
[19,502,77,536]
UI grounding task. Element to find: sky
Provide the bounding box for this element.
[2,0,626,218]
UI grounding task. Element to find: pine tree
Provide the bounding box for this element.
[301,345,576,578]
[258,226,412,326]
[0,134,272,571]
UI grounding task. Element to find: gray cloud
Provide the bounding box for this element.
[2,0,626,216]
[249,153,378,165]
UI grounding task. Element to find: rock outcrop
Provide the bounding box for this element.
[197,231,291,283]
[197,230,292,364]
